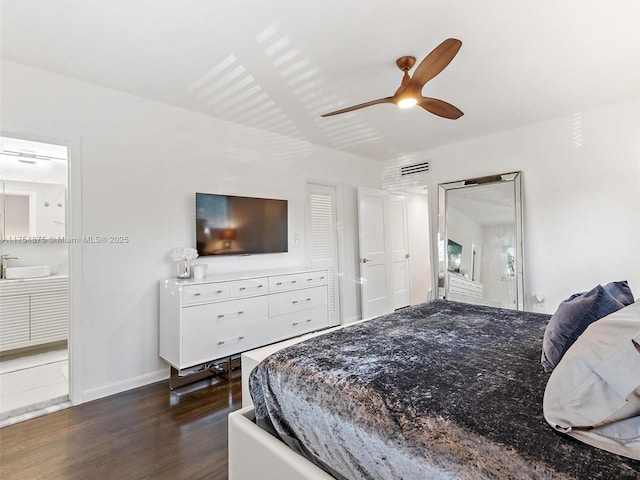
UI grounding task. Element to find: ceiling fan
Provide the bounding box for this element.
[321,38,464,120]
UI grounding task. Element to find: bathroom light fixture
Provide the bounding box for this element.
[0,149,66,161]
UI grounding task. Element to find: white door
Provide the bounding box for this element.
[389,194,410,310]
[306,183,341,326]
[357,187,393,319]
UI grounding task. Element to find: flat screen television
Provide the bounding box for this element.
[195,193,288,256]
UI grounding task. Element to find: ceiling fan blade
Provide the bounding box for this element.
[321,97,394,117]
[411,38,462,88]
[418,97,464,119]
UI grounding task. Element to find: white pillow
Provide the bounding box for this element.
[543,302,640,460]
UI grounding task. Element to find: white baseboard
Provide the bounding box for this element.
[80,368,169,404]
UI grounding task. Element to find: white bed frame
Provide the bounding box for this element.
[229,322,366,479]
[228,405,334,480]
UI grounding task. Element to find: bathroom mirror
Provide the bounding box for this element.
[1,180,66,239]
[0,192,30,237]
[438,171,524,310]
[1,135,68,239]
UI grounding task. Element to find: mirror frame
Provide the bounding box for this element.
[437,171,525,310]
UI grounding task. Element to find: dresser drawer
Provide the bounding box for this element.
[268,274,302,292]
[269,305,329,341]
[182,329,261,367]
[269,286,327,317]
[229,277,268,298]
[182,296,268,335]
[448,275,483,292]
[182,283,230,305]
[449,285,484,298]
[300,270,328,287]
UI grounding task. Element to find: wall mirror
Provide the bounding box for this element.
[1,181,66,238]
[0,136,68,239]
[437,171,524,310]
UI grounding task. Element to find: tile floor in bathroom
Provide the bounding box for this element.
[0,344,70,427]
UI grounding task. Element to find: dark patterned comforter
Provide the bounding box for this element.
[249,300,640,479]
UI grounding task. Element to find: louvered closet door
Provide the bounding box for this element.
[306,183,341,326]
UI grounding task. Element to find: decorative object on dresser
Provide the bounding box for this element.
[168,247,198,279]
[159,267,330,389]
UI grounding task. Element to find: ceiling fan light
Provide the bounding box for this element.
[397,97,417,109]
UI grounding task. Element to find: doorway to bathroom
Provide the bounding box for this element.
[0,135,70,426]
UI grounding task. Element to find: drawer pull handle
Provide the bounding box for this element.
[238,311,244,315]
[218,314,225,318]
[276,282,282,286]
[217,336,245,346]
[195,290,222,297]
[239,287,246,291]
[293,319,312,326]
[292,298,312,304]
[292,280,297,284]
[258,284,264,288]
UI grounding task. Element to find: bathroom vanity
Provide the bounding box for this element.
[0,275,69,352]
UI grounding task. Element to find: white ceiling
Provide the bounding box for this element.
[1,0,639,162]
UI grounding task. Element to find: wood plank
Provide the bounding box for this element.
[0,377,242,480]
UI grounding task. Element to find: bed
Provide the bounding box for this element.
[229,300,640,479]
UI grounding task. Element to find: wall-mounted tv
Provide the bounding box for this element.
[195,193,288,256]
[447,239,462,273]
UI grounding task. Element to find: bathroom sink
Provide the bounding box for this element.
[4,265,51,279]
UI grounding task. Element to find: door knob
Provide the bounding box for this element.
[362,258,369,263]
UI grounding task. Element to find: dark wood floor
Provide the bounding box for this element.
[0,376,242,480]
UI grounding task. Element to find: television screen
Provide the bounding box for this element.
[447,239,462,273]
[195,193,288,256]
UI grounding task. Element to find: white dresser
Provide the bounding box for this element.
[159,267,329,371]
[446,273,485,305]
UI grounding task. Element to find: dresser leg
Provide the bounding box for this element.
[168,356,242,390]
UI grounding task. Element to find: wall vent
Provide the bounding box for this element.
[382,158,431,190]
[400,161,430,176]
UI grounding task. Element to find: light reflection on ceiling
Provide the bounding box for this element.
[1,1,638,162]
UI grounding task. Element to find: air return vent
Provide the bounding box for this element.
[400,161,430,176]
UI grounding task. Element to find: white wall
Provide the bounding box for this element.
[446,206,483,277]
[422,98,640,313]
[481,224,516,309]
[406,192,431,303]
[0,60,382,403]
